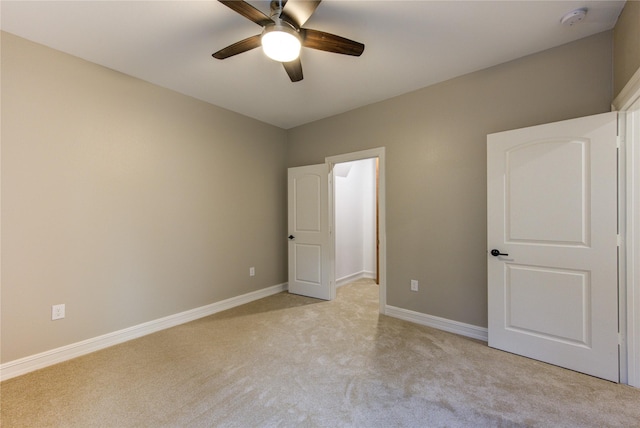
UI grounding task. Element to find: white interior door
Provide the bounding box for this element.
[288,164,332,300]
[487,112,619,382]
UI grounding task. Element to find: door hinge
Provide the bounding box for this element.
[617,234,622,247]
[617,136,622,148]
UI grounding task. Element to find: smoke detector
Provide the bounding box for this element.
[561,8,588,26]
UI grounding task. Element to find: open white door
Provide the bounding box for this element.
[487,112,619,382]
[288,164,332,300]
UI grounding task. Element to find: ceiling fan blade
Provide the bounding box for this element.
[302,29,364,56]
[212,35,262,59]
[218,0,274,27]
[280,0,322,28]
[282,59,303,82]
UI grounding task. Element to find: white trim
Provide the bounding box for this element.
[326,147,387,315]
[613,67,640,111]
[386,305,488,342]
[619,112,629,385]
[0,283,287,381]
[625,96,640,388]
[327,148,386,165]
[336,271,376,288]
[613,68,640,388]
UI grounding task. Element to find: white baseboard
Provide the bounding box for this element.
[0,283,288,381]
[336,271,376,287]
[385,305,488,342]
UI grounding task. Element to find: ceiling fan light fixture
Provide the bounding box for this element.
[261,24,301,62]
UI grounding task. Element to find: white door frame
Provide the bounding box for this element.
[613,67,640,388]
[326,148,387,314]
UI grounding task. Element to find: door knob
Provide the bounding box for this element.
[288,235,295,240]
[490,249,509,257]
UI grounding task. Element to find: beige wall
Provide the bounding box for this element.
[1,33,288,363]
[287,32,613,328]
[614,0,640,97]
[0,27,621,364]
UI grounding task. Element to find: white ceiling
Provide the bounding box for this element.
[0,1,625,129]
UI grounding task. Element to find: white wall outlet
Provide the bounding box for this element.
[52,304,65,320]
[410,280,419,292]
[249,267,255,277]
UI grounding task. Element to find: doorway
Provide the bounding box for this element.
[327,148,386,314]
[333,158,378,287]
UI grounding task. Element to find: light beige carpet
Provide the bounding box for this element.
[2,279,639,427]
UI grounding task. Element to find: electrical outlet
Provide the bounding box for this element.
[410,280,419,292]
[52,304,65,320]
[249,267,255,277]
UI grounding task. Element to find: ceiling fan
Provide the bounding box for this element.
[212,0,365,82]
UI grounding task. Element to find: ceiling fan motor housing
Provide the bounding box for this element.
[261,18,302,62]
